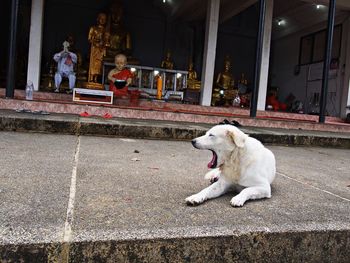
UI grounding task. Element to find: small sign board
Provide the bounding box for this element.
[164,91,184,101]
[73,88,113,104]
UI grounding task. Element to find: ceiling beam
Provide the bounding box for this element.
[273,1,307,18]
[170,0,202,20]
[272,11,348,40]
[301,0,350,10]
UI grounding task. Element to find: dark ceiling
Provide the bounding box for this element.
[153,0,350,39]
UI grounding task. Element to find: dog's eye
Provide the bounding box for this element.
[209,134,214,137]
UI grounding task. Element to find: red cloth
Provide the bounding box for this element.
[267,95,287,111]
[109,69,133,97]
[64,55,73,66]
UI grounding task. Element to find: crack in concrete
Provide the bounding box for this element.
[277,171,350,202]
[59,135,81,262]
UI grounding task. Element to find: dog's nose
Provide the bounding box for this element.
[191,139,196,146]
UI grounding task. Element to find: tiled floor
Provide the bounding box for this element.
[1,88,349,133]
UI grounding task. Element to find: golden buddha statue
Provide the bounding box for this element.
[216,57,234,90]
[161,50,174,70]
[187,61,201,90]
[212,56,236,106]
[188,61,197,80]
[87,12,108,86]
[104,0,132,62]
[160,50,174,90]
[238,73,248,85]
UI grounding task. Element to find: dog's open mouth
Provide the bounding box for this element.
[208,150,218,168]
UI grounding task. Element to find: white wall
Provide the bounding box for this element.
[270,33,308,102]
[271,22,346,117]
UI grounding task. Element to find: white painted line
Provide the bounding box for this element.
[63,136,81,242]
[277,171,350,202]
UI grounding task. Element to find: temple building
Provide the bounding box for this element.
[1,0,350,121]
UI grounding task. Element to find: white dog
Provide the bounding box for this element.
[186,124,276,207]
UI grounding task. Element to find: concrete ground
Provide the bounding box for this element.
[0,131,349,262]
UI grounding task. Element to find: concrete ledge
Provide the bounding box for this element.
[0,110,79,135]
[252,133,350,148]
[68,230,350,263]
[1,229,349,262]
[0,110,350,147]
[78,119,205,140]
[0,116,79,135]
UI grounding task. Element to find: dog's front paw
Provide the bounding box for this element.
[209,176,219,184]
[185,194,205,206]
[204,169,220,184]
[230,195,246,207]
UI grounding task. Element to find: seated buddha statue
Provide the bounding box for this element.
[104,0,132,62]
[188,61,197,80]
[160,50,174,90]
[216,57,234,90]
[161,50,174,70]
[187,61,201,90]
[212,56,236,106]
[238,73,248,85]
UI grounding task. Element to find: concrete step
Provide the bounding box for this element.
[2,229,350,262]
[1,109,350,148]
[1,132,349,262]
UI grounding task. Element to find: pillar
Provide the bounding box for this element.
[200,0,220,106]
[319,0,336,123]
[340,17,350,118]
[257,0,273,111]
[5,0,20,98]
[250,0,266,117]
[27,0,45,91]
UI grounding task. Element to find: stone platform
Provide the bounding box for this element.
[1,88,350,134]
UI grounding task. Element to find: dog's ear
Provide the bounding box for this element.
[227,130,247,148]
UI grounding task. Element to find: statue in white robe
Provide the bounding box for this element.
[53,41,77,92]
